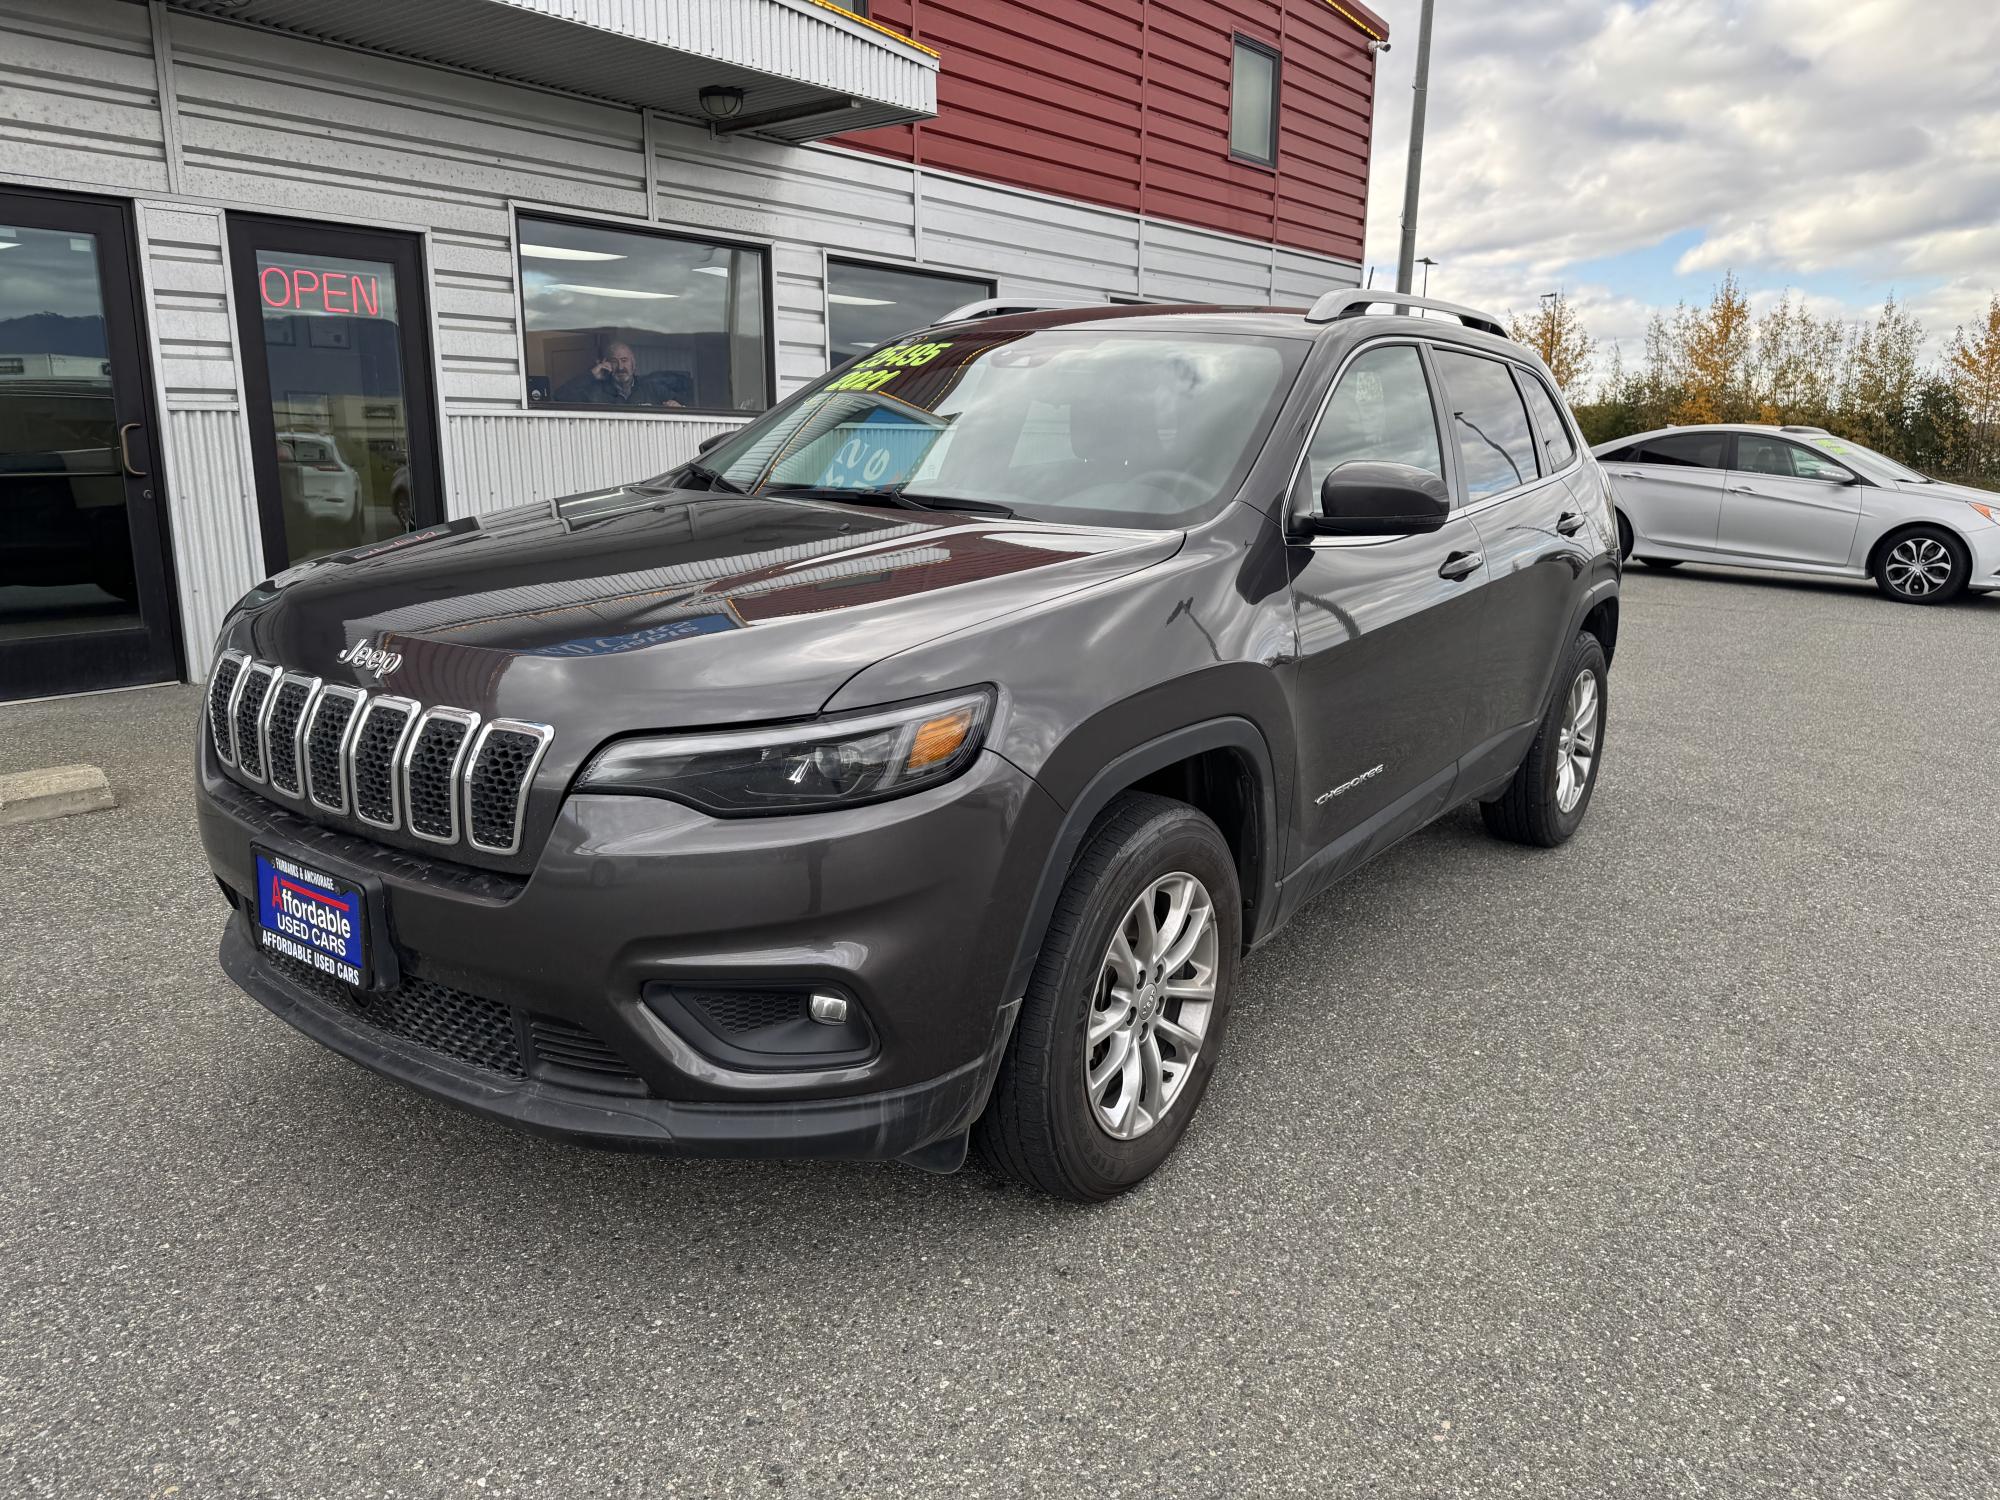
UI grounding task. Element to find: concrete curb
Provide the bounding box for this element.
[0,765,117,826]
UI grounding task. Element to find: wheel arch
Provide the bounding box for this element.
[1865,517,1973,578]
[1003,718,1280,1003]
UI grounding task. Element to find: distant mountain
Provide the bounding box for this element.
[0,313,107,357]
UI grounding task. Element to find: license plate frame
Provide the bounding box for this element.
[252,844,370,989]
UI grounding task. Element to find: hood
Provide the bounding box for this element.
[229,488,1182,732]
[1892,476,2000,513]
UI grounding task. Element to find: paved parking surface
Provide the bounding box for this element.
[3,570,1996,1498]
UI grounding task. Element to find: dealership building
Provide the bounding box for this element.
[0,0,1385,702]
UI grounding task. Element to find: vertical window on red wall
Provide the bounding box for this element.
[1230,37,1280,168]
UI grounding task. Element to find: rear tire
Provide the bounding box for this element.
[975,792,1241,1202]
[1616,511,1634,561]
[1639,556,1682,569]
[1482,632,1609,848]
[1873,525,1969,604]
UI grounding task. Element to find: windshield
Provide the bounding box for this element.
[1803,434,1932,483]
[676,327,1303,528]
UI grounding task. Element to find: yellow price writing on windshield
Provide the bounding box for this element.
[826,340,953,394]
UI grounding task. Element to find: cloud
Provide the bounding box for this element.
[1362,0,2000,371]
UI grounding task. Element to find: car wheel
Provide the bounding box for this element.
[1482,631,1609,849]
[975,792,1240,1201]
[1616,511,1634,561]
[1873,526,1969,604]
[1639,557,1682,569]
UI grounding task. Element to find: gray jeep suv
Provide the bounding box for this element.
[196,292,1621,1200]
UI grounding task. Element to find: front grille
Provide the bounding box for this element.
[466,725,550,854]
[207,653,245,764]
[351,698,416,829]
[231,663,278,782]
[688,989,806,1035]
[405,709,475,842]
[259,946,645,1092]
[263,676,315,798]
[210,653,548,860]
[304,686,363,813]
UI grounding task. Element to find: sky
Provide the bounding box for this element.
[1360,0,2000,380]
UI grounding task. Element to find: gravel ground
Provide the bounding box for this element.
[2,568,1996,1499]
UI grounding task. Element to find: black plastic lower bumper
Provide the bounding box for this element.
[222,922,1018,1163]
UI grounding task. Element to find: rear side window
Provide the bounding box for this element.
[1635,432,1728,469]
[1304,345,1444,493]
[1432,349,1540,500]
[1518,374,1577,469]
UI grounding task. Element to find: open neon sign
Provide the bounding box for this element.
[259,265,385,318]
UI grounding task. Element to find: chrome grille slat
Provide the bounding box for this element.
[304,684,366,815]
[351,696,419,831]
[464,720,553,856]
[401,706,479,844]
[230,663,279,784]
[207,657,547,856]
[260,673,319,800]
[207,651,247,766]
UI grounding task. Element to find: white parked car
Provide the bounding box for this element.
[275,430,361,526]
[1594,424,2000,604]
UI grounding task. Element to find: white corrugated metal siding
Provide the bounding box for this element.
[2,0,1360,682]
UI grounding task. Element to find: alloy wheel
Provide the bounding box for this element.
[1554,668,1600,814]
[1884,537,1953,597]
[1084,872,1219,1141]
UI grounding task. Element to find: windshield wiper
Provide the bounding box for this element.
[764,484,1015,518]
[680,462,745,494]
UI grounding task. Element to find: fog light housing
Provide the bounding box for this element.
[643,982,875,1070]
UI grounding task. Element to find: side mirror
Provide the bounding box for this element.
[696,431,729,455]
[1310,462,1452,536]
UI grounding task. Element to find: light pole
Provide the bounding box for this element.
[1418,257,1439,298]
[1394,0,1438,298]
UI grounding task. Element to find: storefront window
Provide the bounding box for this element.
[519,216,770,414]
[827,260,993,365]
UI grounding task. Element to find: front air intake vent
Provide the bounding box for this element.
[207,652,246,765]
[229,662,278,783]
[465,721,553,855]
[351,696,417,830]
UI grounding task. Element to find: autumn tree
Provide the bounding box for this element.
[1509,292,1597,396]
[1671,272,1756,425]
[1945,295,2000,474]
[1836,295,1924,456]
[1751,293,1844,426]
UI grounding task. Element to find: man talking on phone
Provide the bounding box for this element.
[555,340,684,407]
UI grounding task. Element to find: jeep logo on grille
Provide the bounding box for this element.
[336,639,403,677]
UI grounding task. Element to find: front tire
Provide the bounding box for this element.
[975,793,1241,1201]
[1873,526,1969,604]
[1482,632,1609,848]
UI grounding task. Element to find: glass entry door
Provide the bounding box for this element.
[227,216,442,573]
[0,189,180,702]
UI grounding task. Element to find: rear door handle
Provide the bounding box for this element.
[1438,550,1484,581]
[1556,511,1586,536]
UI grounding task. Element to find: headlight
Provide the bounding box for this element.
[576,688,994,816]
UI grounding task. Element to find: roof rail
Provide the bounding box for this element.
[1305,289,1509,339]
[1779,424,1830,435]
[936,297,1101,324]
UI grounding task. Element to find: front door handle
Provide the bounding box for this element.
[1556,511,1586,536]
[1438,550,1484,581]
[117,422,147,478]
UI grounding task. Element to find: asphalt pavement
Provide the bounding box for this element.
[2,568,1996,1498]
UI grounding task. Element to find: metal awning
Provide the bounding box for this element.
[167,0,939,141]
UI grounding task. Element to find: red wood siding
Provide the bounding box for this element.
[835,0,1382,264]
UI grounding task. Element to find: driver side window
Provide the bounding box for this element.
[1306,345,1445,494]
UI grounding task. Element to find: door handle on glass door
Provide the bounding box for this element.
[1438,550,1484,581]
[117,422,147,478]
[1556,512,1586,536]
